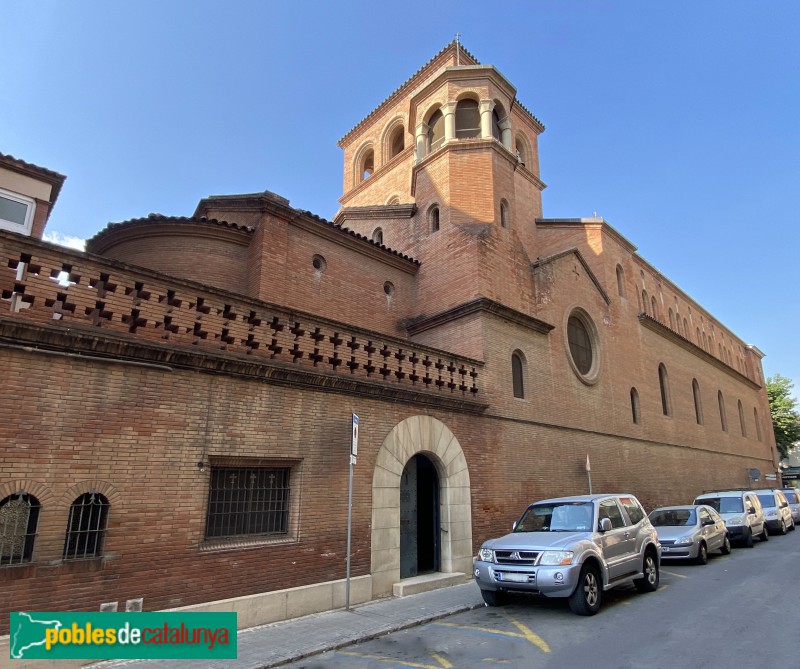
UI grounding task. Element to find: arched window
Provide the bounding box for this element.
[1,493,40,565]
[372,227,383,244]
[567,310,599,382]
[512,350,526,399]
[455,99,481,139]
[651,296,658,320]
[500,200,509,228]
[754,408,762,441]
[683,318,689,336]
[658,364,671,416]
[515,133,528,165]
[389,126,405,158]
[427,109,445,152]
[491,108,502,141]
[692,378,704,425]
[718,391,728,432]
[63,492,110,560]
[429,206,440,233]
[616,265,626,298]
[630,387,641,424]
[387,196,400,205]
[738,400,747,437]
[669,309,675,330]
[360,148,374,181]
[641,290,649,314]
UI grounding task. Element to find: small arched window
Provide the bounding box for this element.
[63,492,110,560]
[0,492,40,565]
[500,200,509,228]
[372,228,383,244]
[616,265,626,298]
[718,391,728,432]
[658,364,671,416]
[429,206,440,233]
[630,387,641,424]
[360,148,374,181]
[455,99,481,139]
[642,290,649,314]
[389,126,405,158]
[511,350,526,399]
[651,297,658,320]
[738,400,747,437]
[669,309,675,330]
[515,134,527,165]
[427,109,445,152]
[692,378,704,425]
[683,318,689,336]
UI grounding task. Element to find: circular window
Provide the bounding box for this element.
[565,308,600,384]
[383,281,395,297]
[312,255,326,272]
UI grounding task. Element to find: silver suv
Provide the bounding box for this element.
[693,490,767,547]
[473,494,661,615]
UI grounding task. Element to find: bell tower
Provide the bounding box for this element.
[336,41,546,323]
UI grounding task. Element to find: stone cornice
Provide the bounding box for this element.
[333,204,417,225]
[638,314,761,389]
[405,297,554,337]
[0,320,488,415]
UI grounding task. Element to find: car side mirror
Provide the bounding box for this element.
[599,517,613,532]
[512,521,517,531]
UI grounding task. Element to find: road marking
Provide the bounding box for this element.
[661,569,688,579]
[338,650,453,668]
[435,619,550,654]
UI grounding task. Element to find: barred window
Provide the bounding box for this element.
[1,493,40,565]
[63,493,109,560]
[205,467,290,539]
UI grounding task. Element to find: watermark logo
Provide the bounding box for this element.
[10,611,237,660]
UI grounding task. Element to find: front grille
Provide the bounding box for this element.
[495,549,539,566]
[659,539,675,546]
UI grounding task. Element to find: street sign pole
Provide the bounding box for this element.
[346,413,358,611]
[586,454,593,495]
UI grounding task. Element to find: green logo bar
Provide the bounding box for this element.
[9,612,237,660]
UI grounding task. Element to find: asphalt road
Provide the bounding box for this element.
[285,529,800,669]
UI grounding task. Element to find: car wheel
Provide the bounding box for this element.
[790,520,796,532]
[760,525,769,542]
[480,589,504,607]
[720,534,732,555]
[744,528,754,547]
[695,542,708,565]
[634,550,660,592]
[779,519,788,535]
[568,563,602,616]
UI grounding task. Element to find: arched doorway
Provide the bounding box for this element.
[400,454,440,578]
[370,415,473,597]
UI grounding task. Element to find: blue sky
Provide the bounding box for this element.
[3,1,798,398]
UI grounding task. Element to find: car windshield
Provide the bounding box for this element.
[701,497,743,513]
[514,502,593,532]
[783,492,799,504]
[757,494,776,509]
[650,509,696,526]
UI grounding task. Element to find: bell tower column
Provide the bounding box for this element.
[442,101,457,144]
[479,99,495,139]
[415,122,427,163]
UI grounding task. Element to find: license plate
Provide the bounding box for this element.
[500,572,530,583]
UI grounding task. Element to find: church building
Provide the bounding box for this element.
[0,42,776,638]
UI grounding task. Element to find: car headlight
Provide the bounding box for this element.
[538,550,574,566]
[674,536,694,545]
[478,548,495,563]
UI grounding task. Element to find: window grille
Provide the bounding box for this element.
[63,493,109,560]
[512,352,525,399]
[567,316,593,375]
[205,467,290,539]
[0,493,40,565]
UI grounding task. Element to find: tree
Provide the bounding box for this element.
[766,374,800,459]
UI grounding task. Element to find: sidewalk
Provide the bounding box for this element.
[92,581,485,669]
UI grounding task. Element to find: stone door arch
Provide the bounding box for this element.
[370,415,473,597]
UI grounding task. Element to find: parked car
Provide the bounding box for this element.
[780,489,800,523]
[648,505,731,564]
[473,494,661,616]
[693,490,767,547]
[755,490,795,535]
